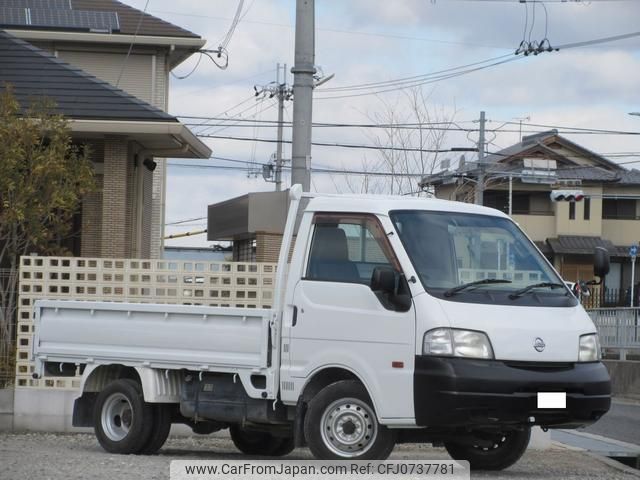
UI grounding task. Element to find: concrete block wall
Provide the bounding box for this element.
[0,388,14,431]
[604,360,640,397]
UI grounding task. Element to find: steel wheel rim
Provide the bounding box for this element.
[101,393,133,442]
[474,435,508,452]
[320,397,377,458]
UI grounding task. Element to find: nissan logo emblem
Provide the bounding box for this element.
[534,337,546,352]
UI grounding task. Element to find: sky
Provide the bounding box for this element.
[122,0,640,247]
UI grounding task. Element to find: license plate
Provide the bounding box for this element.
[537,392,566,409]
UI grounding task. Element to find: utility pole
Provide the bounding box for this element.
[475,111,486,205]
[275,64,286,191]
[255,64,292,191]
[291,0,315,191]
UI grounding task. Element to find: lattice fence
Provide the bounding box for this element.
[16,256,277,389]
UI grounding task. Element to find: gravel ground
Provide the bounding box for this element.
[0,432,638,480]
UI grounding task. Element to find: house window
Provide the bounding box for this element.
[483,190,551,215]
[603,199,637,220]
[569,202,576,220]
[584,197,591,220]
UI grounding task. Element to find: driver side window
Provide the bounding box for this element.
[306,214,399,286]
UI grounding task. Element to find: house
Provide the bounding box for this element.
[0,0,211,258]
[420,130,640,304]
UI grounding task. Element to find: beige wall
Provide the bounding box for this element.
[555,186,603,237]
[511,214,556,241]
[34,42,172,259]
[601,220,640,246]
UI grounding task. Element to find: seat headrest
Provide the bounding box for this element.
[310,227,350,262]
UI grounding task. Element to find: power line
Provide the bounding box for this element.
[198,99,279,137]
[149,9,509,49]
[313,56,524,100]
[194,133,477,154]
[218,0,245,51]
[557,30,640,50]
[313,55,519,97]
[317,54,514,93]
[193,94,257,135]
[179,117,640,137]
[169,162,434,178]
[491,120,640,136]
[165,216,207,226]
[116,0,151,88]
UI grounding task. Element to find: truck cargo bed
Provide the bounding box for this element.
[32,300,271,374]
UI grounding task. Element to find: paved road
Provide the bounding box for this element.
[583,399,640,446]
[0,432,638,480]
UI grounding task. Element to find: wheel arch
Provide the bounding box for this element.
[78,364,181,403]
[300,366,372,404]
[73,364,180,428]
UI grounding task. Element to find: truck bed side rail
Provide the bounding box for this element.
[32,300,272,377]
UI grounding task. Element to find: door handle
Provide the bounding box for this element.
[292,306,298,327]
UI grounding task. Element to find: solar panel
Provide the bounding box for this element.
[0,7,120,33]
[0,8,28,27]
[30,9,120,32]
[0,0,72,10]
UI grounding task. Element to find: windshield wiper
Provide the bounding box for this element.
[509,282,566,299]
[444,279,512,297]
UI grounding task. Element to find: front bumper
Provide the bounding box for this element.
[414,356,611,429]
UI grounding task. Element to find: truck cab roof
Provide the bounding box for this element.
[305,194,509,218]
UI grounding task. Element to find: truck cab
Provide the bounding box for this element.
[32,187,611,470]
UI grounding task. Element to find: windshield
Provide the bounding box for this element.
[390,210,571,303]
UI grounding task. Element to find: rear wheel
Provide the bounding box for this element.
[138,404,172,455]
[94,379,154,454]
[444,428,531,470]
[304,380,396,460]
[229,426,294,456]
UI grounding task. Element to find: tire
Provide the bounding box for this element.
[229,426,294,456]
[304,380,396,460]
[138,404,172,455]
[444,428,531,471]
[93,379,154,454]
[270,436,295,457]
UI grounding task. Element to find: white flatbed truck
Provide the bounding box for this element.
[32,186,611,469]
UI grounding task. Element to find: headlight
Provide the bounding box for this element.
[579,333,600,362]
[423,328,494,359]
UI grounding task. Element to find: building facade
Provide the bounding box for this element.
[1,0,210,258]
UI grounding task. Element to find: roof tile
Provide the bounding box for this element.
[0,29,177,122]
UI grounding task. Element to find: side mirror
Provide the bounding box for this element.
[571,281,591,298]
[371,266,395,294]
[594,247,610,281]
[571,282,580,298]
[392,294,412,312]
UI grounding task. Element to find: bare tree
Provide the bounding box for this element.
[335,87,457,196]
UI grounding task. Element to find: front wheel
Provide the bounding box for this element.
[444,428,531,471]
[304,380,396,460]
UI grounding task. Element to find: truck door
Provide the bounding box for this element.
[286,213,416,422]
